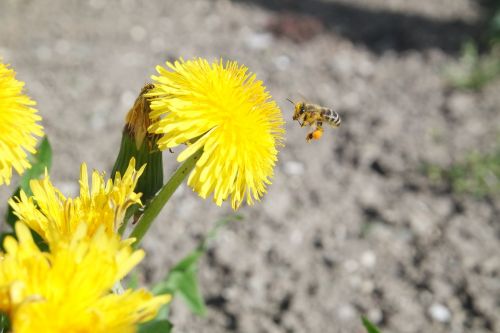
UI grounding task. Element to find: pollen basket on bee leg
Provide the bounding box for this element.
[312,129,323,140]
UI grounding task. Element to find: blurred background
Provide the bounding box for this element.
[1,0,499,332]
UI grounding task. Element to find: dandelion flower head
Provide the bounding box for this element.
[149,58,285,209]
[9,158,144,243]
[0,61,44,186]
[0,222,171,333]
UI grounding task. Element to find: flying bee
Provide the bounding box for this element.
[288,99,341,142]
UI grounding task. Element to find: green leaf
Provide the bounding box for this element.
[172,267,206,316]
[362,317,382,333]
[19,136,52,193]
[153,249,206,316]
[152,215,242,317]
[0,312,10,333]
[126,270,140,290]
[137,319,173,333]
[5,136,52,228]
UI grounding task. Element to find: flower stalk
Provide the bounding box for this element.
[130,147,203,247]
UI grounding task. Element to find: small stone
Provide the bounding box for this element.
[283,161,304,176]
[429,303,451,323]
[361,251,376,268]
[367,308,383,324]
[245,32,273,50]
[273,55,291,71]
[338,304,356,321]
[120,90,136,108]
[290,229,303,245]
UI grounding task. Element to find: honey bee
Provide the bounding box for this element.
[288,99,341,142]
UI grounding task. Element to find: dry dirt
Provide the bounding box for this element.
[1,0,499,332]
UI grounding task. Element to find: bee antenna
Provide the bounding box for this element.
[286,98,295,105]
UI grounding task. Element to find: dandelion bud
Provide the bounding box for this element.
[112,84,163,204]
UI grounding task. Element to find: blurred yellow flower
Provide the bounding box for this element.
[0,61,44,185]
[149,58,285,209]
[9,158,145,243]
[0,222,171,333]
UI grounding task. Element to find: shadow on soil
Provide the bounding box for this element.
[234,0,480,54]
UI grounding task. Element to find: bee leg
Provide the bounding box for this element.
[296,118,306,127]
[311,127,324,140]
[306,132,314,143]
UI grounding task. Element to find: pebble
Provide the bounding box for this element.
[283,161,304,176]
[273,55,291,71]
[338,304,356,321]
[361,251,377,268]
[120,90,136,108]
[244,32,273,50]
[367,308,383,324]
[428,303,451,323]
[290,229,303,245]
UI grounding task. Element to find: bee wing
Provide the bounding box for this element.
[304,103,322,114]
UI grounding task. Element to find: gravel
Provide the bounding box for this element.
[1,0,499,332]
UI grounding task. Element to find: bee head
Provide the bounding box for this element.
[291,101,305,120]
[297,102,306,118]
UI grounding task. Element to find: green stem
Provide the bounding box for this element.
[130,148,203,247]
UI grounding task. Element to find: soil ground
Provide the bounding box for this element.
[1,1,499,332]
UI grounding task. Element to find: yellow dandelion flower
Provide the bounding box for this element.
[8,158,145,243]
[149,58,285,209]
[0,61,44,186]
[0,222,171,333]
